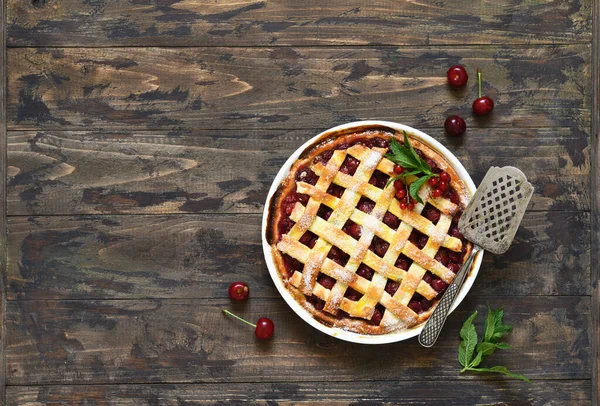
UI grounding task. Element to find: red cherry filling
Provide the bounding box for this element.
[370,236,390,257]
[434,248,451,266]
[296,167,318,185]
[368,170,390,189]
[344,288,362,301]
[283,254,303,278]
[327,246,349,266]
[422,271,433,284]
[422,204,441,224]
[357,197,375,214]
[431,278,449,296]
[327,184,345,198]
[299,231,318,248]
[370,304,385,325]
[278,218,294,237]
[420,298,433,311]
[408,300,421,313]
[317,204,333,220]
[356,264,375,281]
[339,156,360,175]
[308,295,326,310]
[317,273,336,289]
[384,280,400,296]
[316,150,333,164]
[336,309,350,320]
[382,212,400,229]
[448,249,464,263]
[342,221,362,240]
[449,224,464,239]
[395,254,412,270]
[448,263,461,273]
[409,229,428,249]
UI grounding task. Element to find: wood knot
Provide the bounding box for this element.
[32,0,47,7]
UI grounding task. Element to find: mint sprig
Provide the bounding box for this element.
[458,307,530,383]
[385,132,437,204]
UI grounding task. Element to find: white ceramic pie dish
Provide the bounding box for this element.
[262,120,483,344]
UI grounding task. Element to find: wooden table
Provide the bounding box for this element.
[1,1,598,404]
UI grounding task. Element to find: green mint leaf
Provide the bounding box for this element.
[458,311,478,368]
[389,136,405,158]
[483,306,496,342]
[385,151,416,169]
[399,170,422,178]
[409,175,432,204]
[476,342,511,361]
[386,137,419,169]
[469,351,484,368]
[490,308,512,344]
[469,366,531,383]
[404,131,423,169]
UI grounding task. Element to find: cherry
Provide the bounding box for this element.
[400,202,408,210]
[473,68,494,115]
[255,318,275,340]
[428,177,439,187]
[393,164,404,174]
[473,97,494,116]
[370,308,383,325]
[440,171,451,182]
[228,282,250,301]
[420,298,433,311]
[438,181,448,192]
[223,309,274,340]
[431,278,448,293]
[447,65,468,87]
[407,202,415,210]
[395,189,406,199]
[394,179,404,190]
[423,207,441,223]
[444,116,466,137]
[432,188,442,198]
[408,300,422,313]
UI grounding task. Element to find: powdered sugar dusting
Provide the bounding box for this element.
[362,150,383,171]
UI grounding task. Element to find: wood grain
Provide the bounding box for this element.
[6,0,593,47]
[6,128,590,215]
[591,0,600,402]
[1,1,8,404]
[4,297,591,385]
[5,380,593,405]
[5,212,591,301]
[7,46,592,131]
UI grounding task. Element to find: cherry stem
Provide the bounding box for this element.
[477,68,482,98]
[222,309,256,328]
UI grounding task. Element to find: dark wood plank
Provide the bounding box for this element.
[5,380,593,405]
[5,212,590,301]
[6,46,592,131]
[591,0,600,403]
[6,0,593,47]
[5,128,590,215]
[4,297,591,385]
[1,1,8,404]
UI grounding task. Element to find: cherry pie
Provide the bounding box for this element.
[266,128,472,334]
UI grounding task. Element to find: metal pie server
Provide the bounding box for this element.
[418,166,534,347]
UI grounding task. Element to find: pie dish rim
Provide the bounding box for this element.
[261,120,484,344]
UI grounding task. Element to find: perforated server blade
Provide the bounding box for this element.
[419,166,534,347]
[458,166,534,255]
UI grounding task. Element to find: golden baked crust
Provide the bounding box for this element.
[266,126,473,335]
